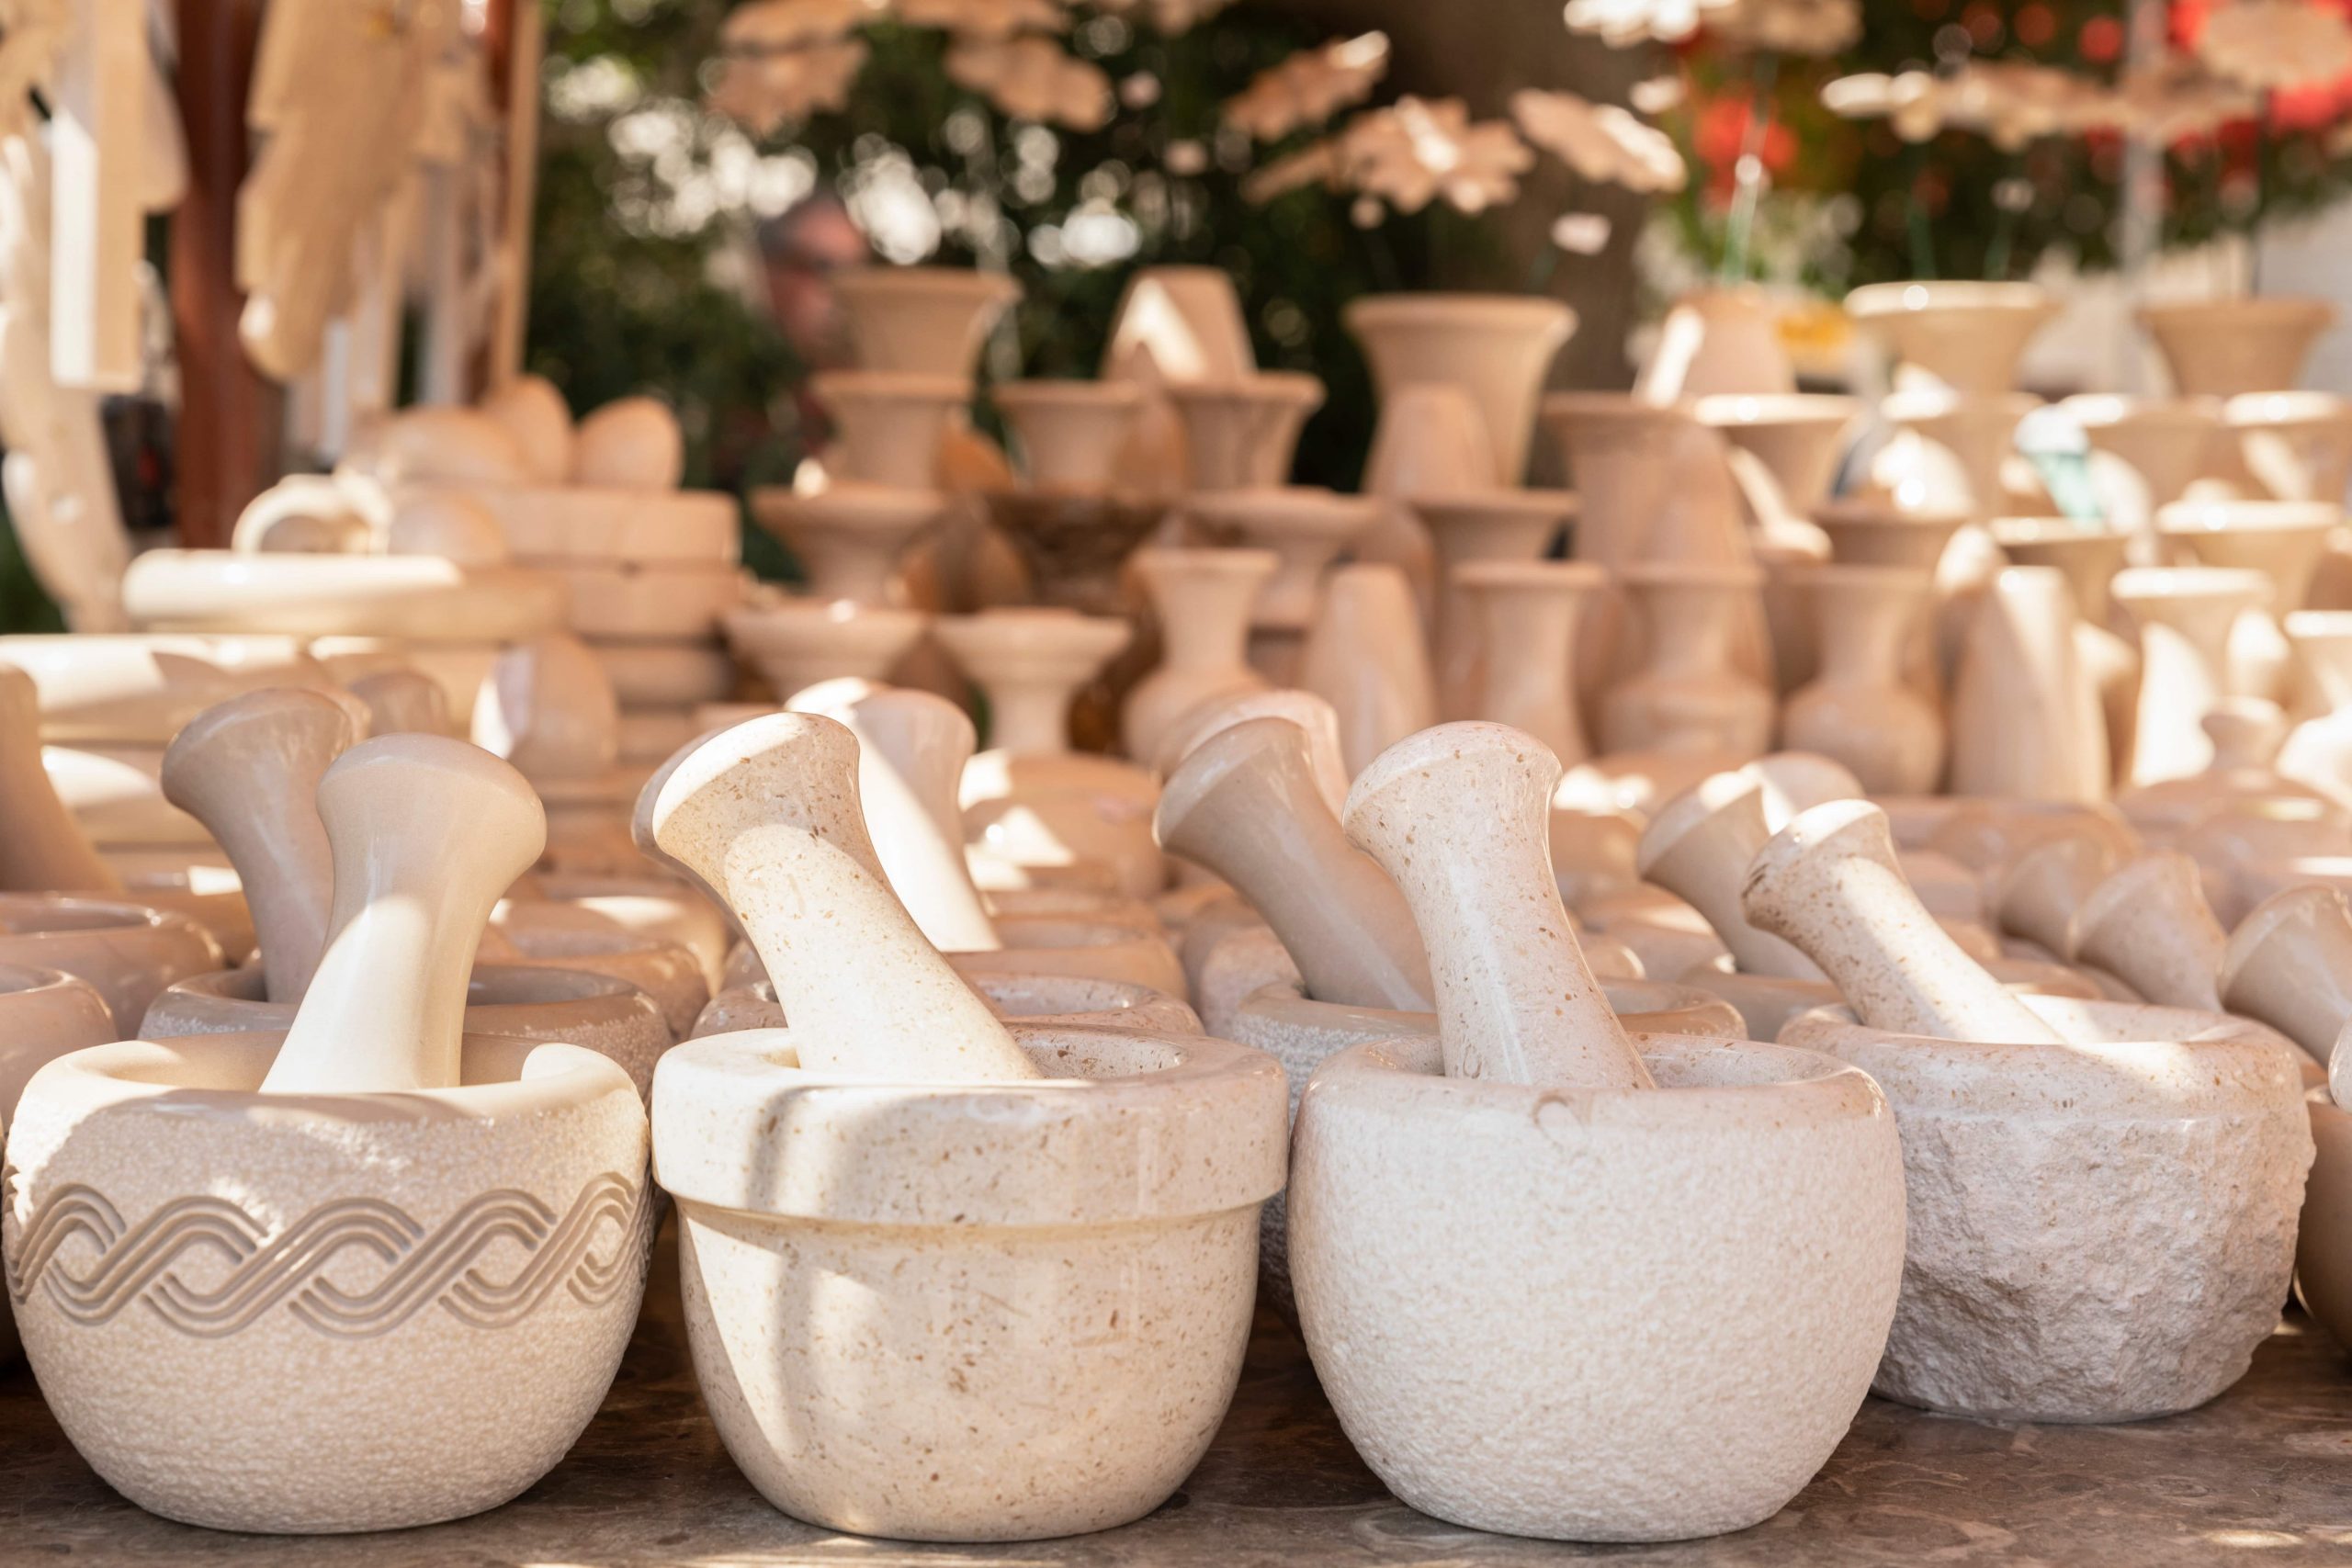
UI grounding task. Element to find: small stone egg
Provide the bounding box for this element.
[477,374,577,484]
[356,407,530,486]
[383,491,510,567]
[572,396,684,491]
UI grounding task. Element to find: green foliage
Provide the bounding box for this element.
[527,0,1474,523]
[1657,0,2352,289]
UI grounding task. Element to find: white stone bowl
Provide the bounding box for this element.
[1290,1032,1905,1542]
[1230,976,1745,1322]
[653,1021,1285,1542]
[5,1032,650,1533]
[141,964,673,1099]
[1781,995,2313,1421]
[0,895,224,1033]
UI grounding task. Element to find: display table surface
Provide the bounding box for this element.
[7,1238,2351,1566]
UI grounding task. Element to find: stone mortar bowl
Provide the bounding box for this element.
[652,1019,1285,1542]
[1227,972,1745,1320]
[1289,1032,1906,1543]
[0,964,116,1361]
[1780,994,2312,1421]
[141,964,673,1100]
[492,908,710,1039]
[5,1031,650,1533]
[0,894,225,1033]
[691,971,1200,1040]
[2299,1085,2352,1351]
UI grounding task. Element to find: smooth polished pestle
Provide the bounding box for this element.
[347,668,452,737]
[1343,722,1653,1089]
[1743,799,2066,1044]
[1154,687,1352,816]
[1637,773,1826,980]
[2072,850,2226,1011]
[786,681,1002,953]
[2219,885,2352,1069]
[1155,716,1433,1011]
[651,713,1041,1081]
[160,688,365,1002]
[0,666,121,894]
[261,736,549,1094]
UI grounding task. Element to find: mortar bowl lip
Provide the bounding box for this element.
[1234,976,1744,1042]
[147,963,659,1034]
[691,975,1203,1038]
[1303,1032,1888,1132]
[9,1032,637,1150]
[1781,997,2308,1116]
[651,1021,1286,1225]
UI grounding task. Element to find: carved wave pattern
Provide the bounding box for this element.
[6,1171,653,1338]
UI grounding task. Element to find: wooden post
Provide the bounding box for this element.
[484,0,542,390]
[170,0,273,549]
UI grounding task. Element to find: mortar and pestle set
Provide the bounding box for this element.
[132,688,673,1098]
[1154,712,1756,1328]
[1276,722,1909,1541]
[1747,799,2312,1421]
[646,711,1287,1540]
[5,730,653,1532]
[1634,773,2106,1042]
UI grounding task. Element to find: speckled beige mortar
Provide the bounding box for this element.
[1228,973,1744,1321]
[141,963,673,1098]
[5,1032,650,1533]
[1781,994,2313,1421]
[1289,1032,1906,1542]
[652,1021,1286,1542]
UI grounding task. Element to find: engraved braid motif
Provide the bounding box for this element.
[6,1171,653,1338]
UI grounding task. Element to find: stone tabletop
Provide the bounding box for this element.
[8,1236,2352,1566]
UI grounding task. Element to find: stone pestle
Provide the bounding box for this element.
[2072,850,2227,1012]
[2220,885,2352,1077]
[1342,722,1652,1089]
[158,688,364,1002]
[1993,832,2122,958]
[1155,716,1432,1012]
[0,665,121,894]
[1637,773,1825,980]
[1743,799,2066,1044]
[1154,687,1351,816]
[347,667,452,736]
[786,681,1003,953]
[650,712,1040,1081]
[261,736,549,1094]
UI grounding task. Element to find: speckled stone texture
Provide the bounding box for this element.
[5,1032,650,1533]
[651,1020,1287,1542]
[11,1272,2352,1563]
[1782,995,2314,1422]
[1289,1033,1907,1542]
[1227,974,1744,1322]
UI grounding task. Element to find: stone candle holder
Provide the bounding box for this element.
[648,713,1283,1540]
[1750,799,2312,1422]
[1287,723,1905,1541]
[5,736,651,1532]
